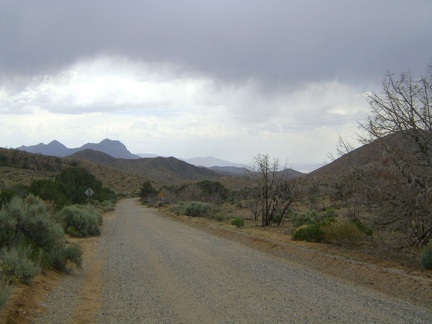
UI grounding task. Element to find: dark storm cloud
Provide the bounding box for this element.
[1,0,432,85]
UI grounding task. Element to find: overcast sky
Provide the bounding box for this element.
[1,1,431,170]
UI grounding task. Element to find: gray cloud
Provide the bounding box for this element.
[1,0,432,166]
[1,0,431,86]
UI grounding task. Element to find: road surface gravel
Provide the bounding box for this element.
[38,199,432,323]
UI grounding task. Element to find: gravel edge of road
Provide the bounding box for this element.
[162,209,432,310]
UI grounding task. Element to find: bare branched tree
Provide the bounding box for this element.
[360,63,432,248]
[251,153,303,226]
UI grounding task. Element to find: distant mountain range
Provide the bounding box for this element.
[15,139,312,175]
[17,139,141,159]
[17,140,251,169]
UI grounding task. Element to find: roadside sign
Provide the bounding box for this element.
[85,188,94,197]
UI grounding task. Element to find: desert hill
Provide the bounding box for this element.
[0,146,230,196]
[308,142,381,178]
[308,130,432,179]
[66,149,222,182]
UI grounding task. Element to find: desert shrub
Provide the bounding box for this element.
[64,244,83,268]
[352,219,373,236]
[231,217,245,227]
[0,195,65,255]
[29,245,52,269]
[175,202,187,215]
[0,190,16,208]
[176,201,219,218]
[51,244,83,272]
[420,244,432,270]
[29,179,69,209]
[156,200,164,208]
[0,246,40,284]
[289,209,320,228]
[51,244,83,271]
[29,167,116,209]
[0,195,83,284]
[321,208,337,219]
[57,204,102,237]
[92,200,116,213]
[292,224,324,242]
[185,202,203,217]
[196,180,229,203]
[140,181,158,203]
[322,219,364,246]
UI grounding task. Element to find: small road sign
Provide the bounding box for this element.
[85,188,94,197]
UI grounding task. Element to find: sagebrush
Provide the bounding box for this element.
[0,195,83,308]
[322,219,363,246]
[176,201,220,218]
[57,204,102,237]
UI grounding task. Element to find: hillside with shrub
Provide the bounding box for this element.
[0,163,116,308]
[0,147,145,196]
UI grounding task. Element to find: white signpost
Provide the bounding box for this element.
[85,188,94,198]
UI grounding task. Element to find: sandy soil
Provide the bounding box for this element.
[1,201,431,323]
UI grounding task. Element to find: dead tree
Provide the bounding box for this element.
[359,63,432,248]
[251,153,303,226]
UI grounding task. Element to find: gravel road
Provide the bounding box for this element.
[38,199,432,323]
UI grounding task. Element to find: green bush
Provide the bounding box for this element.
[322,219,364,245]
[420,244,432,270]
[90,199,116,213]
[52,244,83,271]
[0,246,40,284]
[140,181,158,202]
[176,201,219,218]
[196,180,229,202]
[30,167,117,209]
[0,195,65,256]
[321,208,337,219]
[290,209,336,228]
[0,195,83,304]
[100,200,116,212]
[289,210,320,227]
[0,190,15,208]
[57,204,102,237]
[185,202,203,217]
[292,224,324,242]
[352,219,373,236]
[64,244,83,268]
[0,195,82,268]
[231,217,245,227]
